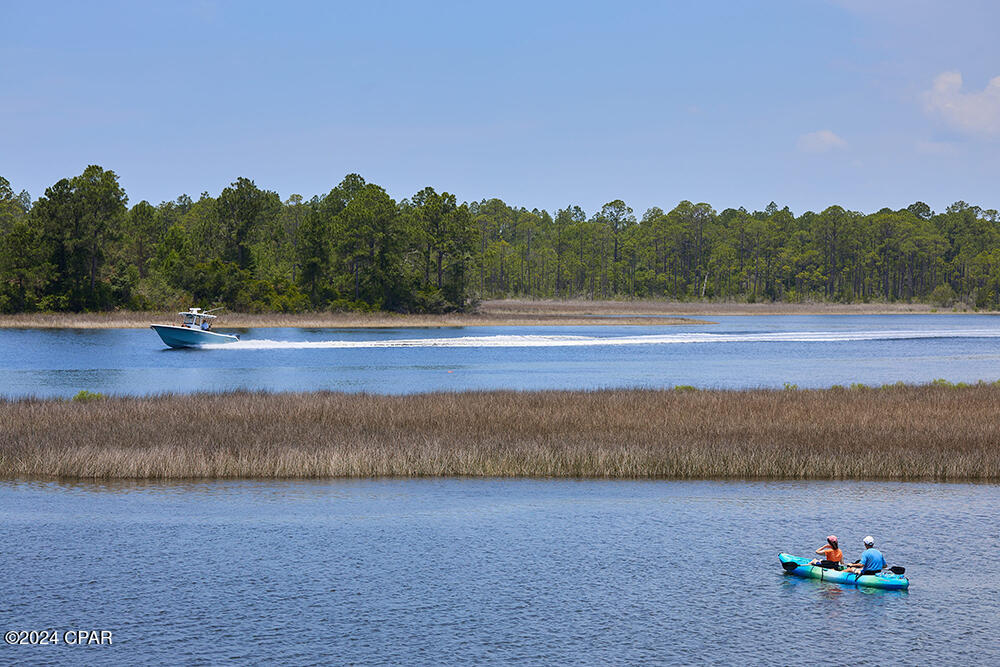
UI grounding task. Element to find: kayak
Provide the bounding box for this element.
[778,553,909,590]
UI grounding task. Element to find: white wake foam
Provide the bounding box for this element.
[201,329,1000,350]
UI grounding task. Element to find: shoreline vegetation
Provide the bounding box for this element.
[0,305,707,329]
[0,298,989,329]
[4,169,1000,319]
[3,383,999,481]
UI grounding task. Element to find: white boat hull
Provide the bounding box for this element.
[151,324,240,348]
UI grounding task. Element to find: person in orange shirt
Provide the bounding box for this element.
[809,535,843,570]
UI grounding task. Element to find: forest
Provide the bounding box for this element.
[2,166,999,313]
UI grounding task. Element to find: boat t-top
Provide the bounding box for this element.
[151,307,240,348]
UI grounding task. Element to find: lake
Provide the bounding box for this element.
[2,478,997,665]
[3,314,1000,397]
[5,315,999,664]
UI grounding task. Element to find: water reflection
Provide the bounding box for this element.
[779,573,909,598]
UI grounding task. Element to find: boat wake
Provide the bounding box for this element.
[202,329,1000,350]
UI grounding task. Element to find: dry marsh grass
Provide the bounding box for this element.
[2,385,999,481]
[5,297,987,329]
[0,309,707,329]
[485,299,990,316]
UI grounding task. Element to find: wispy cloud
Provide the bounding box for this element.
[797,130,847,153]
[923,71,1000,137]
[915,139,959,156]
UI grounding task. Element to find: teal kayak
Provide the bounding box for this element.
[778,553,909,590]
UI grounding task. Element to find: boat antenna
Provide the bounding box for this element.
[204,307,226,314]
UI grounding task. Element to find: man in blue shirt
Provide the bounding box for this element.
[847,535,887,575]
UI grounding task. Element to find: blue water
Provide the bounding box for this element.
[1,479,997,665]
[2,315,1000,397]
[5,319,999,664]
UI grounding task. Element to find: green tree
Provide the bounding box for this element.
[296,199,330,305]
[216,177,281,271]
[122,201,159,278]
[553,206,585,297]
[336,183,408,308]
[31,165,127,309]
[595,200,635,293]
[0,177,48,311]
[409,187,475,307]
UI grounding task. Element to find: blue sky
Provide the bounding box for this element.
[2,0,999,216]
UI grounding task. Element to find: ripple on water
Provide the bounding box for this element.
[1,479,998,665]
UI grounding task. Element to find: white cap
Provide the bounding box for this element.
[863,535,875,546]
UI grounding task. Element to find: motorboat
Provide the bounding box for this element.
[151,308,240,348]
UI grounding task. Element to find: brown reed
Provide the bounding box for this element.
[486,298,982,316]
[1,296,985,329]
[0,308,706,329]
[1,384,999,480]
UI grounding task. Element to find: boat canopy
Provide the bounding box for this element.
[178,308,217,319]
[178,308,219,329]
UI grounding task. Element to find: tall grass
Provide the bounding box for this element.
[0,298,975,329]
[2,384,999,480]
[0,309,704,329]
[486,298,975,316]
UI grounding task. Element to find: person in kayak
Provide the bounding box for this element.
[809,535,843,569]
[845,535,887,575]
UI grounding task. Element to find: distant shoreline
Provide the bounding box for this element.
[0,309,707,329]
[3,383,997,481]
[483,299,993,317]
[0,298,991,329]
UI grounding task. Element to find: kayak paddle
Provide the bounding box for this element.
[781,560,904,575]
[846,563,906,575]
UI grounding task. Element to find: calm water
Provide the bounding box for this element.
[3,315,1000,397]
[5,316,999,664]
[1,479,997,665]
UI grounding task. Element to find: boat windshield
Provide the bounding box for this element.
[179,311,215,330]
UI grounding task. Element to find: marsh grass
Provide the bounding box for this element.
[486,299,983,316]
[0,309,706,329]
[2,384,999,480]
[1,297,982,329]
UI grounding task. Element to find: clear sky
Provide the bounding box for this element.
[2,0,999,217]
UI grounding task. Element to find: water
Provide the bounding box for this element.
[1,479,996,665]
[3,315,1000,397]
[5,316,998,664]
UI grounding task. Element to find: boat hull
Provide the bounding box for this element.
[151,325,239,348]
[778,553,908,590]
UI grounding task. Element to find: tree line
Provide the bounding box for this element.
[1,166,998,313]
